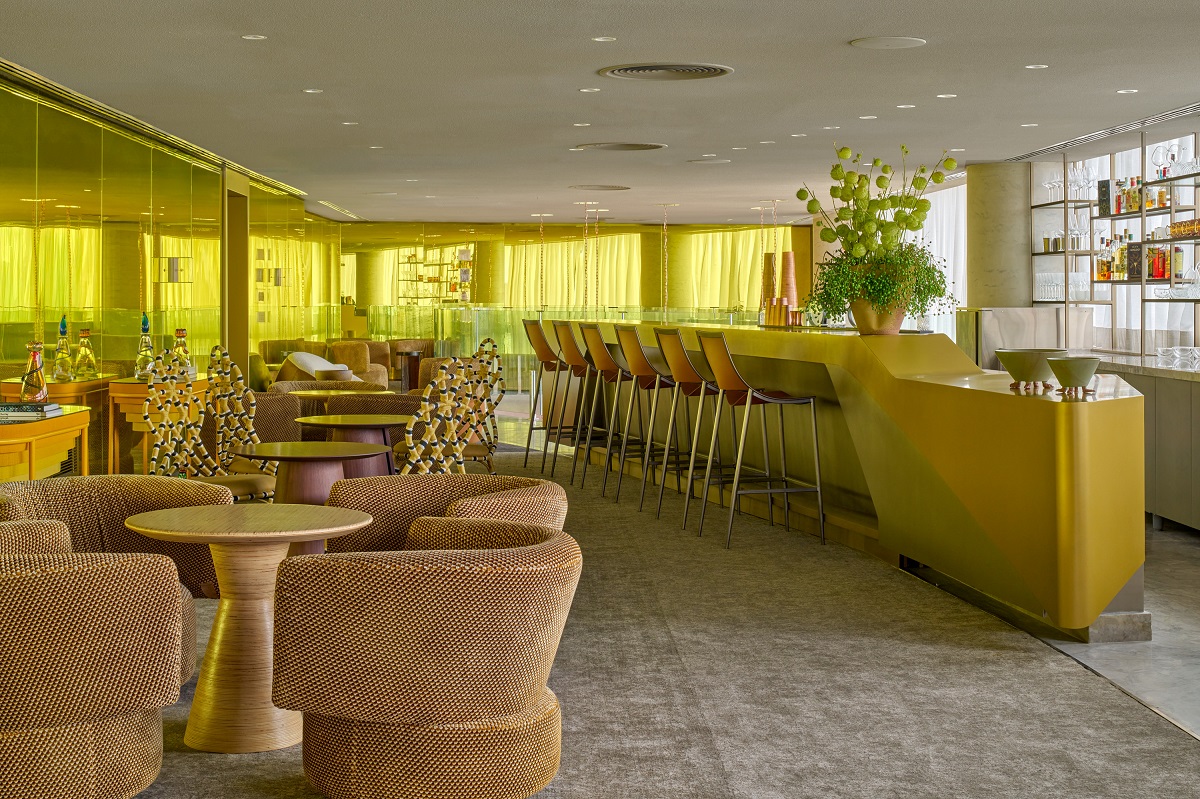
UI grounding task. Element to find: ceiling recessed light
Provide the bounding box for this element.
[849,36,926,50]
[573,123,591,127]
[368,145,383,149]
[950,148,965,152]
[859,116,877,120]
[573,201,600,205]
[531,213,554,217]
[568,147,585,151]
[579,88,601,93]
[83,189,91,192]
[822,126,840,130]
[342,122,358,126]
[368,192,398,196]
[568,184,630,190]
[790,133,807,137]
[1117,89,1138,94]
[19,198,56,202]
[689,158,732,163]
[702,153,717,157]
[54,204,80,209]
[1021,123,1038,127]
[405,179,418,182]
[936,94,957,98]
[303,89,323,94]
[760,140,776,144]
[896,105,916,109]
[241,34,267,40]
[424,195,436,198]
[1025,64,1049,69]
[732,146,747,150]
[591,36,617,42]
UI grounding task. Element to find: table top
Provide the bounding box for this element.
[126,504,372,544]
[296,413,414,429]
[288,389,395,398]
[232,441,392,462]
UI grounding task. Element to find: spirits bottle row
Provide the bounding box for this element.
[1095,236,1184,281]
[1097,177,1178,216]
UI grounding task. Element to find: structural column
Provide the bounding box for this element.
[471,241,505,305]
[354,251,391,307]
[966,162,1032,307]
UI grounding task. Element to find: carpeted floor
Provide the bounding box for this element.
[147,452,1200,798]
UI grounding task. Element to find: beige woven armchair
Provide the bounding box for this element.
[325,473,568,552]
[273,517,582,799]
[0,520,187,799]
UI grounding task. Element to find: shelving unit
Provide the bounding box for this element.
[1029,128,1200,354]
[394,243,474,306]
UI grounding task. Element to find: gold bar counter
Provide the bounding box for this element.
[577,321,1147,642]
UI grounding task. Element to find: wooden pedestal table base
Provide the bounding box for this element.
[231,441,391,555]
[125,504,372,754]
[295,413,414,477]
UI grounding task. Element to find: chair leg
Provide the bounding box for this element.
[697,390,725,537]
[725,396,754,549]
[810,400,825,545]
[675,393,689,495]
[650,382,679,515]
[613,377,641,502]
[778,403,790,532]
[639,377,663,506]
[540,361,562,473]
[760,403,773,528]
[523,363,544,467]
[570,369,594,485]
[727,399,740,512]
[549,368,576,479]
[681,391,707,527]
[579,371,605,489]
[599,373,623,497]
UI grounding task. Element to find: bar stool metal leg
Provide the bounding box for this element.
[579,370,607,489]
[778,404,790,532]
[599,373,623,497]
[623,376,662,505]
[760,403,773,527]
[539,361,563,473]
[646,380,678,513]
[696,390,725,537]
[613,376,639,501]
[725,396,755,549]
[680,391,707,526]
[569,368,595,485]
[523,363,544,467]
[549,367,579,479]
[811,400,825,544]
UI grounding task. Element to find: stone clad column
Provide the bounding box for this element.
[354,251,390,306]
[471,241,505,305]
[967,163,1032,307]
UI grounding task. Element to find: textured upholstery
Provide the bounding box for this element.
[0,518,72,555]
[407,357,454,396]
[329,341,390,386]
[364,340,392,371]
[272,519,582,799]
[270,380,388,439]
[0,475,233,598]
[325,393,422,448]
[246,352,273,392]
[325,474,567,552]
[389,338,435,360]
[0,549,186,798]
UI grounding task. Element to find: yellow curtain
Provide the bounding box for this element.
[504,233,640,307]
[688,226,792,310]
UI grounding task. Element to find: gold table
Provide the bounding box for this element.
[1,375,111,474]
[0,405,91,481]
[126,504,372,754]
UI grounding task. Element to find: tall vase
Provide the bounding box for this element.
[20,342,49,403]
[779,251,799,307]
[760,253,776,309]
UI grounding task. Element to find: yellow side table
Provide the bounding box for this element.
[107,376,210,474]
[1,374,113,475]
[0,405,91,481]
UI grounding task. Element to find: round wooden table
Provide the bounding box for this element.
[126,504,373,754]
[295,414,414,478]
[288,388,394,409]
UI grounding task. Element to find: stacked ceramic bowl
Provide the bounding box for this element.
[995,348,1067,385]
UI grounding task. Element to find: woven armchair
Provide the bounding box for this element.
[0,520,187,799]
[325,473,567,552]
[0,475,234,599]
[273,518,582,799]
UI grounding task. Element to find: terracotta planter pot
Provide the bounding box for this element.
[849,300,905,335]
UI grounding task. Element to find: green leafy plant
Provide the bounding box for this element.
[806,242,955,319]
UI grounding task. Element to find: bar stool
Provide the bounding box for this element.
[578,323,633,496]
[613,325,679,505]
[652,327,729,524]
[521,319,569,473]
[549,319,594,481]
[694,330,824,548]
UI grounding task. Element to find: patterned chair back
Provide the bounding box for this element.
[206,346,274,475]
[143,351,221,477]
[461,339,506,467]
[400,358,470,475]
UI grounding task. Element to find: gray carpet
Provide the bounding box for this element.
[147,452,1200,798]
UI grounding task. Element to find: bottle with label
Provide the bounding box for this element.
[1096,239,1112,281]
[1175,247,1185,279]
[72,329,98,380]
[134,313,154,380]
[20,341,48,403]
[172,328,191,373]
[53,315,72,382]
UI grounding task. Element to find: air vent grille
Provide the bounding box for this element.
[1006,102,1200,161]
[568,184,632,190]
[599,63,733,81]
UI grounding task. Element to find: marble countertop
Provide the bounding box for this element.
[1089,353,1200,383]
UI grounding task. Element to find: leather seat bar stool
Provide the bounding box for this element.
[549,319,594,481]
[694,330,824,548]
[577,323,634,496]
[521,319,570,473]
[652,327,734,524]
[612,325,681,505]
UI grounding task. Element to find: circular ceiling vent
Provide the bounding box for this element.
[688,158,732,164]
[568,184,632,190]
[849,37,926,50]
[575,142,668,151]
[599,63,733,81]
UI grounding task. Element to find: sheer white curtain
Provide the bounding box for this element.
[897,183,966,335]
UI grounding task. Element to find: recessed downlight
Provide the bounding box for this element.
[1025,64,1049,69]
[689,158,731,163]
[791,133,807,137]
[303,88,323,93]
[405,179,419,182]
[369,145,383,149]
[342,122,358,126]
[1021,123,1039,127]
[760,140,776,144]
[937,94,957,98]
[950,148,965,152]
[568,184,630,190]
[424,195,436,198]
[241,34,267,40]
[732,147,747,150]
[573,123,591,127]
[568,147,585,151]
[592,36,617,42]
[1117,89,1139,94]
[896,105,916,109]
[859,116,877,120]
[575,142,667,150]
[368,192,398,196]
[579,88,601,93]
[822,126,840,130]
[599,63,733,81]
[849,36,926,49]
[702,153,717,157]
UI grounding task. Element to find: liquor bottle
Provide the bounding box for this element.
[1096,240,1112,281]
[53,315,72,382]
[19,341,48,403]
[72,329,98,380]
[134,312,154,380]
[172,328,191,373]
[1115,241,1128,280]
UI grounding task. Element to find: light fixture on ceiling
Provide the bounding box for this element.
[821,126,839,130]
[859,116,877,120]
[573,201,600,205]
[592,36,616,42]
[574,142,667,150]
[1025,64,1049,69]
[732,146,747,150]
[573,123,591,127]
[599,63,734,81]
[1021,123,1039,127]
[596,209,609,212]
[316,200,363,220]
[367,192,398,196]
[936,94,957,98]
[790,133,807,137]
[568,147,585,151]
[531,213,554,217]
[689,158,732,163]
[54,204,80,209]
[405,179,418,182]
[1117,89,1139,94]
[760,140,776,144]
[424,195,436,198]
[849,36,926,49]
[19,198,56,202]
[702,153,717,157]
[342,122,358,126]
[303,89,323,94]
[568,184,630,190]
[368,145,383,149]
[896,104,916,109]
[579,88,601,93]
[950,148,965,152]
[241,34,267,40]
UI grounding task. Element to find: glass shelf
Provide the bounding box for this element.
[1095,205,1196,222]
[1145,172,1200,187]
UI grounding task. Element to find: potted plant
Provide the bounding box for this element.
[798,145,957,335]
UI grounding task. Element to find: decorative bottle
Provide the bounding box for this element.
[53,315,73,382]
[134,312,154,380]
[172,328,191,373]
[20,342,49,403]
[72,329,98,380]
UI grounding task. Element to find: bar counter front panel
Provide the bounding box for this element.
[568,320,1144,636]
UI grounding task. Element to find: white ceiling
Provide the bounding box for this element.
[2,0,1198,224]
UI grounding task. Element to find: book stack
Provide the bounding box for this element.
[0,403,64,424]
